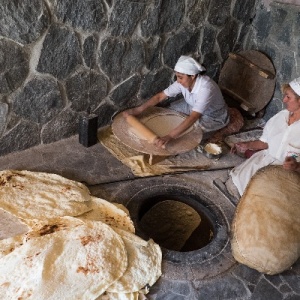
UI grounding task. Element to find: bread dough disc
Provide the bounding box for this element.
[112,107,203,156]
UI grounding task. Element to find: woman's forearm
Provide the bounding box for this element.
[245,140,268,150]
[123,91,167,116]
[231,140,268,154]
[139,91,167,111]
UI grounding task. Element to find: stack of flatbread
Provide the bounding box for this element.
[0,170,162,300]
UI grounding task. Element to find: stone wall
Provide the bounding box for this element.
[263,0,300,10]
[248,1,300,119]
[0,0,277,156]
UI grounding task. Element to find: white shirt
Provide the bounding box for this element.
[164,75,229,131]
[260,109,300,161]
[231,109,300,195]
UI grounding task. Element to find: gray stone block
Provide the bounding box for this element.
[37,24,82,80]
[139,68,173,100]
[0,103,8,137]
[233,0,257,23]
[65,69,109,112]
[207,0,231,27]
[0,0,49,44]
[99,37,145,84]
[41,109,79,144]
[12,77,63,125]
[251,278,282,300]
[216,19,239,60]
[110,75,141,107]
[163,28,200,68]
[141,0,185,37]
[0,39,29,94]
[83,35,98,69]
[53,0,107,32]
[0,120,40,156]
[187,0,210,26]
[108,0,146,36]
[93,103,116,127]
[252,8,272,42]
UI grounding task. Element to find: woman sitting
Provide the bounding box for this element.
[229,77,300,197]
[123,55,229,148]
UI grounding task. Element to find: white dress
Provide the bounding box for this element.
[230,109,300,195]
[163,75,229,132]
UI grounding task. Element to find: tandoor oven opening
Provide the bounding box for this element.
[137,194,215,252]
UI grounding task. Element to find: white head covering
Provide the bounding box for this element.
[289,77,300,96]
[174,55,206,75]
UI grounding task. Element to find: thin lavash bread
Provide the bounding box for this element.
[77,196,135,233]
[0,170,92,223]
[231,165,300,275]
[0,217,128,300]
[106,227,162,293]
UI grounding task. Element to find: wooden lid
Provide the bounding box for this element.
[112,107,203,156]
[219,50,276,114]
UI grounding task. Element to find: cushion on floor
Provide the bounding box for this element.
[231,165,300,275]
[208,107,244,143]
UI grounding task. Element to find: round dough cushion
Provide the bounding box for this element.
[231,165,300,275]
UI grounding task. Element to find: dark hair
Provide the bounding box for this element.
[187,70,206,76]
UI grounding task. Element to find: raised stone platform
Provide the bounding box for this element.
[0,134,299,300]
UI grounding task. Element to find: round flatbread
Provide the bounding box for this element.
[0,209,28,240]
[97,291,139,300]
[112,107,202,156]
[0,170,91,222]
[0,217,128,300]
[0,217,84,259]
[77,197,135,233]
[0,233,25,259]
[107,227,162,293]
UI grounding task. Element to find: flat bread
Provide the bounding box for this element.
[77,197,135,233]
[0,209,28,240]
[107,227,162,293]
[0,171,162,298]
[0,217,84,259]
[0,217,128,300]
[129,113,192,140]
[0,233,25,259]
[97,291,139,300]
[0,170,91,222]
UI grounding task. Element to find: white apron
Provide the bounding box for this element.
[230,109,300,195]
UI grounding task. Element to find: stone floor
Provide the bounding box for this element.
[0,134,299,300]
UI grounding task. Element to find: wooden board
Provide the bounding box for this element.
[219,50,276,114]
[111,107,203,156]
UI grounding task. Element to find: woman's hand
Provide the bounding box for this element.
[122,106,144,117]
[283,156,299,171]
[231,142,248,154]
[231,140,268,154]
[154,135,173,149]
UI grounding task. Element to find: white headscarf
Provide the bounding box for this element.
[289,77,300,96]
[174,55,206,75]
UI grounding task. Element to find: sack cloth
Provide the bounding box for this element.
[231,165,300,274]
[98,126,212,177]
